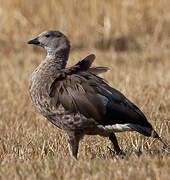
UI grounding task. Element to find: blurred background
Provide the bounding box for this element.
[1,0,170,51]
[0,0,170,179]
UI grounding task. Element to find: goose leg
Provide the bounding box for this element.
[66,132,83,159]
[68,144,79,159]
[109,133,125,155]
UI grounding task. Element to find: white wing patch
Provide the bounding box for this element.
[111,124,133,132]
[97,123,133,133]
[99,123,152,135]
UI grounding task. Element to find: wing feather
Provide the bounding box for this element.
[49,54,151,128]
[50,75,105,123]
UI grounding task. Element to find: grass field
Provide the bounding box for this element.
[0,0,170,179]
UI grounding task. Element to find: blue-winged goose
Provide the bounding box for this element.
[28,30,168,159]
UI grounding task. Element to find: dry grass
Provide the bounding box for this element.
[0,0,170,179]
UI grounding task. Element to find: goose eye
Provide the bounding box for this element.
[45,34,50,38]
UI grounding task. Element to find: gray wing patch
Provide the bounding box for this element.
[97,94,109,106]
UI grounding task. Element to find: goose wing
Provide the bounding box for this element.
[50,54,152,128]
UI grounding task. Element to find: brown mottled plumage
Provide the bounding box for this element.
[28,30,169,159]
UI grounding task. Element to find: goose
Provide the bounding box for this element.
[28,30,168,159]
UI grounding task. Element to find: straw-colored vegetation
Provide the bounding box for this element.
[0,0,169,179]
